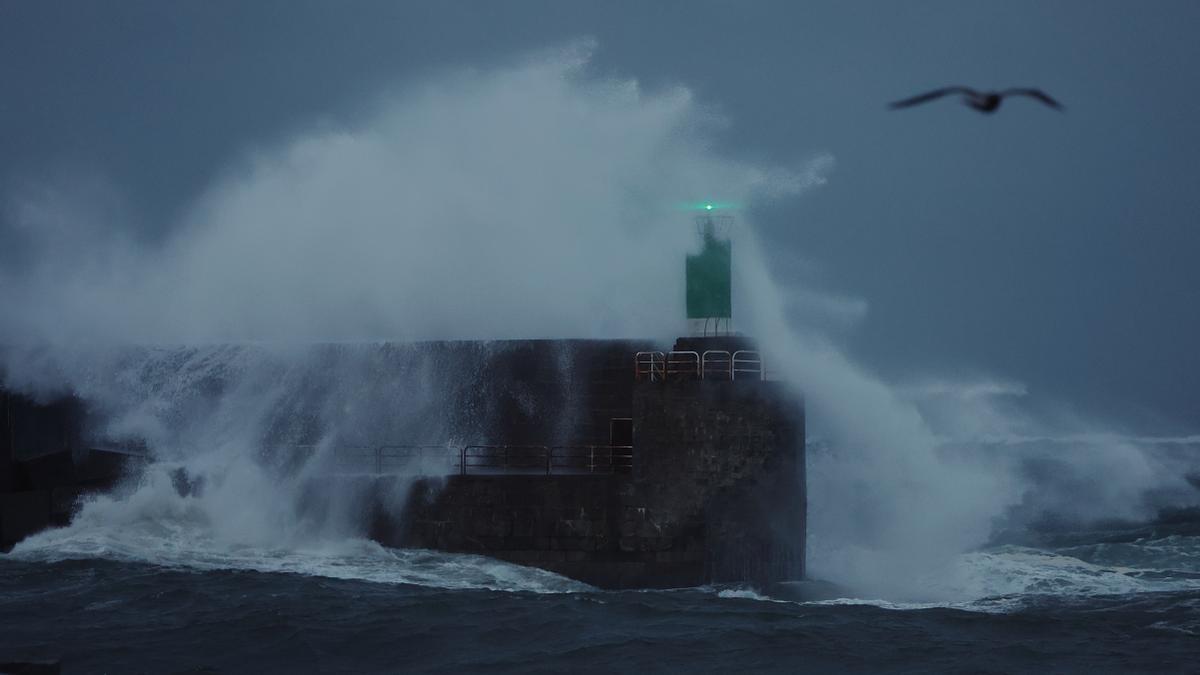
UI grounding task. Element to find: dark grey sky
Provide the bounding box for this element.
[2,1,1198,429]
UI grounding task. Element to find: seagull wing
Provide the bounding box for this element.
[1001,88,1064,110]
[888,86,978,109]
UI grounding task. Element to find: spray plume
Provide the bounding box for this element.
[1,41,1195,600]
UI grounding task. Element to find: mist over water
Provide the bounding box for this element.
[2,43,1198,602]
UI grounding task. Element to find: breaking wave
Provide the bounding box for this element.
[9,476,587,595]
[1,40,1197,605]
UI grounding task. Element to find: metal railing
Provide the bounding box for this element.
[702,350,731,379]
[637,349,763,381]
[323,443,634,476]
[378,445,460,474]
[559,445,633,474]
[329,445,377,470]
[666,350,700,378]
[463,445,633,475]
[635,351,665,381]
[733,350,764,380]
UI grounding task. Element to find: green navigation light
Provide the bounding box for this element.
[674,200,741,212]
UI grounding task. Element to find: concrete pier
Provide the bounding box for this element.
[1,392,140,550]
[0,339,806,587]
[373,376,805,589]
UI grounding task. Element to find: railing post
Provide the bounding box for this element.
[546,446,552,476]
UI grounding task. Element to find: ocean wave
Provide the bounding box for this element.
[727,541,1200,613]
[869,543,1200,610]
[6,525,589,595]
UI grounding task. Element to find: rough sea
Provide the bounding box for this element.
[2,348,1198,673]
[3,507,1199,673]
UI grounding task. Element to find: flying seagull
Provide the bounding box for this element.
[889,87,1063,113]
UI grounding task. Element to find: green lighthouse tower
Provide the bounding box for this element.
[685,209,733,336]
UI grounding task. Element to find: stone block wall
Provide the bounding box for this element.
[379,378,805,589]
[633,380,806,583]
[1,392,139,550]
[0,340,806,587]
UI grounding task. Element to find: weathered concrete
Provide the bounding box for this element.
[634,380,806,584]
[1,491,53,550]
[1,392,141,550]
[0,449,140,550]
[376,379,805,588]
[1,339,807,587]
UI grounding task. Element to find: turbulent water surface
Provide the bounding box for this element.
[3,510,1200,673]
[2,47,1199,673]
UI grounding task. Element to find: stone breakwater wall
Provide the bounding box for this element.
[1,392,138,550]
[373,380,806,589]
[1,340,806,589]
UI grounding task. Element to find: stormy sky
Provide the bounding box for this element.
[2,1,1198,430]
